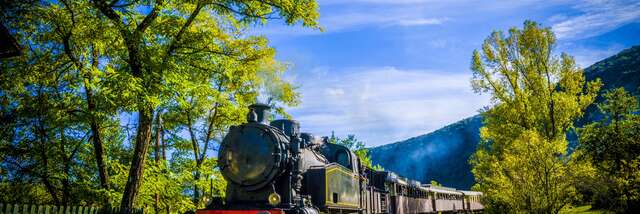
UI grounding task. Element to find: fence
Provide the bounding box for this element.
[0,203,144,214]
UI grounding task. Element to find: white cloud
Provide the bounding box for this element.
[287,66,490,147]
[251,0,450,36]
[395,18,447,26]
[255,0,557,36]
[551,0,640,39]
[321,11,447,31]
[324,88,345,96]
[320,0,436,5]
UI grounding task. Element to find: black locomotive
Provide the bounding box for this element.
[198,104,483,214]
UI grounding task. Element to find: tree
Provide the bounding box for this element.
[86,1,318,212]
[469,21,601,213]
[578,88,640,212]
[1,1,120,205]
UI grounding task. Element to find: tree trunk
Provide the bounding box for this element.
[120,108,154,214]
[35,86,60,205]
[90,117,110,190]
[186,110,203,204]
[86,83,111,206]
[155,113,162,162]
[40,138,60,205]
[162,133,167,160]
[59,128,71,205]
[194,170,201,204]
[154,112,162,214]
[87,46,111,195]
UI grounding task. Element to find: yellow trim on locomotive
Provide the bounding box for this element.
[324,165,360,208]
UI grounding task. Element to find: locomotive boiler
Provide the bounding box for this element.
[198,104,483,214]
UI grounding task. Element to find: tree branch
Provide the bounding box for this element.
[135,0,164,34]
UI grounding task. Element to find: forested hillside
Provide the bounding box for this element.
[370,45,640,189]
[369,116,482,188]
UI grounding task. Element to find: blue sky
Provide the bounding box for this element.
[254,0,640,147]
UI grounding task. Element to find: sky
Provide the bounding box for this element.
[252,0,640,147]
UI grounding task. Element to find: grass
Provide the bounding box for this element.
[559,205,613,214]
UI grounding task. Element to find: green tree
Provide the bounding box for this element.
[578,88,640,212]
[86,1,319,212]
[469,21,601,213]
[1,1,121,205]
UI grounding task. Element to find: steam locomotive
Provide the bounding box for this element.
[197,104,483,214]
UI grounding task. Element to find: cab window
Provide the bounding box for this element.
[335,150,351,169]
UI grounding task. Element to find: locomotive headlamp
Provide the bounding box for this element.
[268,192,281,206]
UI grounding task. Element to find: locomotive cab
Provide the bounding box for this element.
[320,142,359,174]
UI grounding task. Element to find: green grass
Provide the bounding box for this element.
[559,205,612,214]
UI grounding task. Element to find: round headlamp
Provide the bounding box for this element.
[268,192,281,206]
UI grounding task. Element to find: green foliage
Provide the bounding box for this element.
[559,205,613,214]
[578,88,640,212]
[469,21,601,213]
[0,0,318,211]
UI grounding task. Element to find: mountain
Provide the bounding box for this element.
[369,45,640,190]
[369,116,482,188]
[581,45,640,123]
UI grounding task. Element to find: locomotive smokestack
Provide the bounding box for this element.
[248,103,271,124]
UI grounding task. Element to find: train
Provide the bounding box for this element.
[198,103,483,214]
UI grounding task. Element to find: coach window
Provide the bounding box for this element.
[388,184,396,195]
